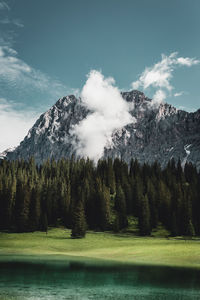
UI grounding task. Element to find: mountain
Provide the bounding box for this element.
[5,90,200,169]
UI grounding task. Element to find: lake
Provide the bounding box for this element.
[0,258,200,299]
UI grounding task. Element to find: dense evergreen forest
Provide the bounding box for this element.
[0,157,199,238]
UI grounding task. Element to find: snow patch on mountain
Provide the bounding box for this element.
[181,144,192,168]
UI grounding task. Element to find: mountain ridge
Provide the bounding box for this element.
[4,90,200,169]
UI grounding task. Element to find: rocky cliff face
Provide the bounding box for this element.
[5,90,200,169]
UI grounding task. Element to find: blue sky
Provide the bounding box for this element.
[0,0,200,151]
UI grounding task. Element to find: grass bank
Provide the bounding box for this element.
[0,228,200,269]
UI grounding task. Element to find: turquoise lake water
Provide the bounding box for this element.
[0,260,200,299]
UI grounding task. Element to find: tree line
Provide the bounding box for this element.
[0,157,199,238]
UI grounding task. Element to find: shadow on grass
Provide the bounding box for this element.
[45,236,69,240]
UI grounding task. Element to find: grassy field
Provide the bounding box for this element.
[0,227,200,269]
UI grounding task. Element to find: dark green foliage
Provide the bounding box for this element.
[122,181,133,215]
[185,219,195,237]
[0,157,199,237]
[15,181,30,232]
[171,212,178,236]
[107,158,116,194]
[138,194,151,236]
[147,180,158,228]
[95,178,111,230]
[115,184,128,229]
[40,213,48,232]
[132,176,144,216]
[113,214,120,233]
[71,201,87,238]
[29,186,41,231]
[157,181,171,229]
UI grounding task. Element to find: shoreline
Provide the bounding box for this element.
[0,253,200,272]
[0,228,200,271]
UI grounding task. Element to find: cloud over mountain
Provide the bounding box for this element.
[71,70,134,162]
[132,52,199,106]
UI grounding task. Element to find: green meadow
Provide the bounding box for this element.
[0,227,200,269]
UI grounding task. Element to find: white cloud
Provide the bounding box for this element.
[0,1,9,10]
[71,70,135,162]
[0,46,78,151]
[0,46,71,100]
[12,19,24,28]
[174,91,184,97]
[151,89,166,107]
[176,57,199,66]
[0,1,23,47]
[0,98,38,152]
[0,3,78,152]
[132,53,175,92]
[131,52,200,107]
[0,17,24,27]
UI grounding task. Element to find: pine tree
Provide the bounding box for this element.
[95,178,111,230]
[156,180,171,229]
[138,194,151,236]
[185,219,195,237]
[0,156,199,237]
[170,183,182,235]
[62,181,71,227]
[40,213,48,233]
[132,176,143,216]
[181,187,193,236]
[29,185,41,231]
[107,158,116,194]
[115,184,128,229]
[15,181,30,232]
[171,212,178,236]
[113,214,120,233]
[147,179,158,229]
[129,159,140,178]
[123,182,133,215]
[71,201,87,238]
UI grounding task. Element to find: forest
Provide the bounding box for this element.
[0,157,199,238]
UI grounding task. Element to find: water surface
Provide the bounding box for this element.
[0,258,200,299]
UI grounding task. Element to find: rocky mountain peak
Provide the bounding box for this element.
[4,90,200,170]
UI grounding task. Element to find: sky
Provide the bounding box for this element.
[0,0,200,152]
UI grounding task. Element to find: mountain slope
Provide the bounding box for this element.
[6,90,200,169]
